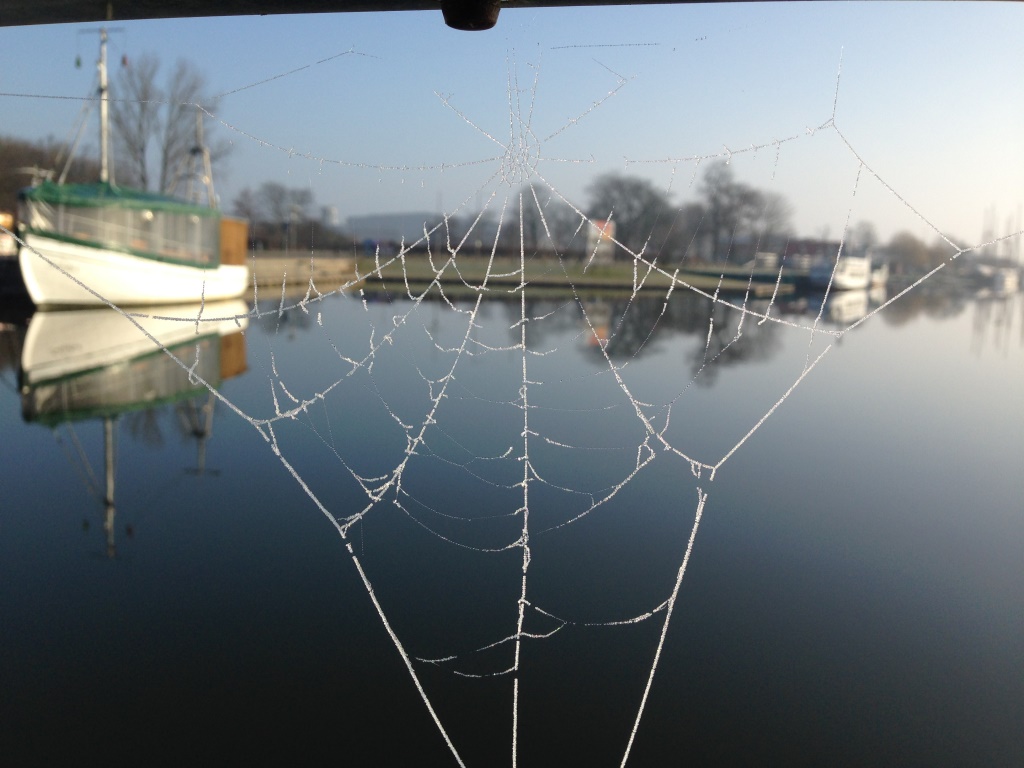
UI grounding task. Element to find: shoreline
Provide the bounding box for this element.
[251,251,797,298]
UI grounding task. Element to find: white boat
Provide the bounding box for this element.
[809,254,872,291]
[16,30,249,308]
[18,184,249,307]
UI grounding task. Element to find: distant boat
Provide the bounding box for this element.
[16,29,249,308]
[809,254,874,291]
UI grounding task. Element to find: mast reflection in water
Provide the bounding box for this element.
[19,301,249,556]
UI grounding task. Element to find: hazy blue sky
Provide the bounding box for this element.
[1,2,1022,249]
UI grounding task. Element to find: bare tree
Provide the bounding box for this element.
[672,202,707,264]
[756,191,793,252]
[886,231,931,273]
[231,187,260,223]
[585,173,679,260]
[161,60,230,196]
[0,134,100,211]
[252,182,312,223]
[109,53,161,190]
[233,182,320,250]
[510,185,585,255]
[845,220,878,256]
[110,55,228,195]
[539,195,586,255]
[697,161,765,261]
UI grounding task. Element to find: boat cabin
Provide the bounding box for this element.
[18,181,222,269]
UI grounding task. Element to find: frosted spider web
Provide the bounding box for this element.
[9,16,1023,767]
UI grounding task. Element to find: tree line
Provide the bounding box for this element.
[0,135,99,212]
[437,161,792,264]
[232,182,349,251]
[0,50,983,276]
[442,166,975,275]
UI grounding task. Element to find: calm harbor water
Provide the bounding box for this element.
[1,283,1022,765]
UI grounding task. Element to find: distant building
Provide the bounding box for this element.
[782,238,844,268]
[585,219,615,264]
[320,205,340,228]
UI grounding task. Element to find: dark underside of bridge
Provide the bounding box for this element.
[2,1,767,32]
[2,1,1011,33]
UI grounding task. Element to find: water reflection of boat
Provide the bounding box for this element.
[19,300,249,556]
[870,261,889,288]
[992,267,1019,295]
[20,300,248,413]
[869,284,887,307]
[824,289,869,325]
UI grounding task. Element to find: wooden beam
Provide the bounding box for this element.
[1,1,774,30]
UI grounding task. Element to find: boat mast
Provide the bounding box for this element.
[98,28,110,184]
[103,415,117,558]
[185,110,217,207]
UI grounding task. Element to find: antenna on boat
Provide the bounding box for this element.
[168,107,217,207]
[75,27,122,185]
[189,109,217,207]
[164,107,215,207]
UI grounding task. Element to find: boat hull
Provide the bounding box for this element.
[19,233,249,307]
[809,256,871,291]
